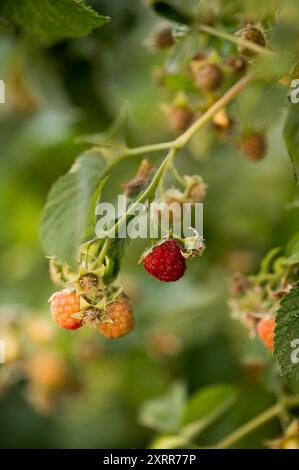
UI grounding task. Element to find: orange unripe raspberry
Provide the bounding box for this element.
[99,296,134,339]
[50,290,82,330]
[257,317,275,352]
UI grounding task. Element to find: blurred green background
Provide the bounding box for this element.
[0,0,299,449]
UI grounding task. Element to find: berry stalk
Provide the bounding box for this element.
[95,73,253,263]
[174,74,253,149]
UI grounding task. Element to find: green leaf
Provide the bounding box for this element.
[40,151,111,267]
[182,384,237,428]
[0,0,109,43]
[286,232,299,256]
[285,252,299,266]
[274,282,299,382]
[139,382,187,433]
[149,0,193,24]
[284,102,299,184]
[41,108,131,268]
[285,233,299,266]
[83,176,108,242]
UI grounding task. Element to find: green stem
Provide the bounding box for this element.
[88,74,253,265]
[107,147,177,238]
[214,395,299,449]
[198,24,273,56]
[95,148,177,261]
[125,76,253,157]
[126,141,173,156]
[174,74,252,149]
[169,162,186,187]
[96,237,110,266]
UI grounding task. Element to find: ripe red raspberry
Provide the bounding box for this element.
[257,317,275,352]
[50,290,83,330]
[143,239,186,282]
[99,296,134,339]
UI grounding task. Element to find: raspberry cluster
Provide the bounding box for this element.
[152,22,267,162]
[50,275,134,339]
[229,271,294,354]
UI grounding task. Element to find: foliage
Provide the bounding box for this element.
[275,283,299,382]
[0,0,109,43]
[1,0,299,450]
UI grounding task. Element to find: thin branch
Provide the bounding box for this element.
[126,141,173,156]
[107,147,177,238]
[198,24,274,57]
[169,161,186,187]
[89,75,253,264]
[96,237,110,266]
[214,395,299,449]
[174,74,253,148]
